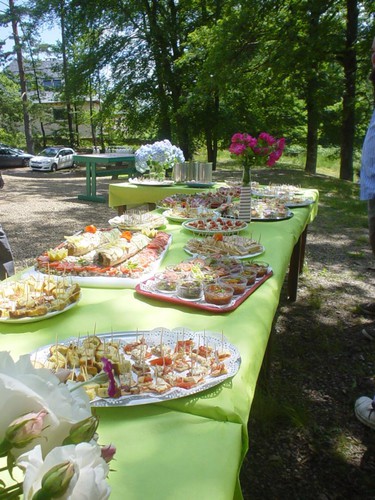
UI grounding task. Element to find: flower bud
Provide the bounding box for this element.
[32,460,74,500]
[100,444,116,463]
[5,410,48,449]
[62,416,99,445]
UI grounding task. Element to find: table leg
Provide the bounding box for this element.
[92,162,97,198]
[117,203,155,215]
[86,163,92,196]
[287,226,308,301]
[299,227,308,274]
[117,205,127,215]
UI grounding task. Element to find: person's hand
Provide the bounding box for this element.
[0,175,4,189]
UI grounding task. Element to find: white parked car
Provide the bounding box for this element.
[30,147,76,172]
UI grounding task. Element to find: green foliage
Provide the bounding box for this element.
[1,0,374,172]
[0,72,24,143]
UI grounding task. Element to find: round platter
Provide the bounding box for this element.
[32,328,241,407]
[183,235,265,259]
[251,190,278,198]
[251,211,294,222]
[185,182,215,188]
[0,299,80,324]
[128,179,175,187]
[108,213,166,230]
[182,218,247,235]
[184,246,265,260]
[163,209,219,223]
[284,199,315,208]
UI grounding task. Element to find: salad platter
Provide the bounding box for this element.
[31,328,241,406]
[34,226,172,288]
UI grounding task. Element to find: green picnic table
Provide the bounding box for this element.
[75,153,137,202]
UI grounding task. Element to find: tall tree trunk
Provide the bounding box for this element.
[305,77,319,174]
[339,0,358,182]
[97,71,105,152]
[89,78,97,149]
[60,1,75,147]
[304,4,321,174]
[205,91,219,170]
[9,0,34,154]
[74,103,79,147]
[142,2,172,141]
[24,35,47,148]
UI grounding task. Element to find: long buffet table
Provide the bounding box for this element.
[0,189,318,499]
[108,182,223,213]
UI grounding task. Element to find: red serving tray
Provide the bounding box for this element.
[135,270,273,313]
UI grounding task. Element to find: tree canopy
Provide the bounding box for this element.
[0,0,374,178]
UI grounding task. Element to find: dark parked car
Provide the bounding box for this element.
[0,147,34,168]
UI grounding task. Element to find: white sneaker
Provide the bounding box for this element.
[354,396,375,430]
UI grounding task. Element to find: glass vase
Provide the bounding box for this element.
[242,164,251,186]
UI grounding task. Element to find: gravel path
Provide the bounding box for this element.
[1,166,119,270]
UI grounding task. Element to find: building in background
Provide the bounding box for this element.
[5,58,99,149]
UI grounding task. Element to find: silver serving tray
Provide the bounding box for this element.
[32,328,241,407]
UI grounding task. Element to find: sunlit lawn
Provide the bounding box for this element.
[196,146,361,181]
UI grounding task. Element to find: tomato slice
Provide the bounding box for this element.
[85,225,97,233]
[45,261,60,268]
[149,357,173,366]
[84,265,100,272]
[174,378,195,390]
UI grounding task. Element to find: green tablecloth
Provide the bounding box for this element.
[108,182,223,208]
[0,190,318,499]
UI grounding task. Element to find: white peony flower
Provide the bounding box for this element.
[18,442,111,500]
[0,351,91,458]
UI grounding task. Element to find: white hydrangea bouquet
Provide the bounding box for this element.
[135,139,185,179]
[0,352,116,499]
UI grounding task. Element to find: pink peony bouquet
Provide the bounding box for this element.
[229,132,286,185]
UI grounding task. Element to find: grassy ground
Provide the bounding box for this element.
[223,162,375,499]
